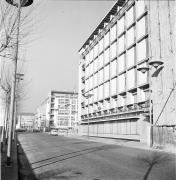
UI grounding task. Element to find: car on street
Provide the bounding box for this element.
[50,129,58,136]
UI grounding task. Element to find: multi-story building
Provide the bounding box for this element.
[36,90,78,132]
[17,113,35,131]
[78,0,176,145]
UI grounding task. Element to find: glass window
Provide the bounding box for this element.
[98,69,103,84]
[111,78,117,95]
[110,42,117,59]
[118,35,125,53]
[126,6,134,27]
[94,88,98,102]
[94,43,98,58]
[127,26,134,47]
[104,81,110,98]
[90,49,93,62]
[111,60,116,77]
[137,62,148,85]
[99,38,104,53]
[104,31,110,48]
[127,68,135,89]
[137,16,146,40]
[99,85,103,100]
[104,48,110,64]
[127,47,135,68]
[136,0,145,18]
[94,73,98,87]
[137,39,147,62]
[118,16,124,35]
[90,62,93,76]
[104,65,110,81]
[127,93,134,105]
[85,53,89,66]
[94,58,98,72]
[110,24,117,42]
[99,53,104,69]
[89,76,93,90]
[118,54,125,73]
[118,74,125,93]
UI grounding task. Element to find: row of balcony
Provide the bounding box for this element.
[81,100,149,120]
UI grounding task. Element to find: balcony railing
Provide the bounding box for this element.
[81,100,150,120]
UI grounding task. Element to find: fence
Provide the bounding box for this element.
[153,125,176,150]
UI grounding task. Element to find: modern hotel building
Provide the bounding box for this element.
[78,0,176,145]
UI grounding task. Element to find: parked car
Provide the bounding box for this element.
[50,129,58,136]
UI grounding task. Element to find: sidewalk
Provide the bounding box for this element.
[63,133,176,154]
[1,138,18,180]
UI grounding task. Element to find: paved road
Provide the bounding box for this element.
[18,133,176,180]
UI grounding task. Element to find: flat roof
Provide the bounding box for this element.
[79,0,126,53]
[50,90,78,95]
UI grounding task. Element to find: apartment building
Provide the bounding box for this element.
[78,0,176,145]
[17,113,35,131]
[36,90,78,132]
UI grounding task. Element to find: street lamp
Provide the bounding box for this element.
[137,60,164,147]
[12,73,24,141]
[5,0,33,166]
[83,93,94,138]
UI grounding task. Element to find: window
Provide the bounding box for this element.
[111,24,117,42]
[85,53,89,66]
[118,16,124,35]
[90,49,93,62]
[127,93,134,105]
[118,74,125,93]
[94,73,98,87]
[104,31,110,48]
[94,43,98,58]
[137,62,148,85]
[104,65,110,81]
[127,47,135,68]
[136,0,145,18]
[118,54,125,73]
[126,6,134,27]
[99,38,104,53]
[98,69,103,84]
[104,81,110,98]
[104,48,110,64]
[99,85,103,100]
[111,78,117,95]
[127,68,135,89]
[111,60,117,77]
[94,58,98,72]
[118,35,125,53]
[94,88,98,102]
[99,53,104,69]
[89,62,93,76]
[137,16,146,39]
[110,42,117,59]
[127,26,134,47]
[137,39,147,62]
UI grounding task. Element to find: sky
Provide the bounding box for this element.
[21,0,115,113]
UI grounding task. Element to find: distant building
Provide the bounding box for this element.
[78,0,176,145]
[36,90,78,132]
[17,113,35,131]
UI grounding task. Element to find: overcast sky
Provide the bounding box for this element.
[22,0,115,113]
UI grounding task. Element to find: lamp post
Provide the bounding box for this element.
[83,93,94,138]
[137,60,164,147]
[12,73,24,140]
[5,0,33,166]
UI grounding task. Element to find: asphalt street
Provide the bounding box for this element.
[18,133,176,180]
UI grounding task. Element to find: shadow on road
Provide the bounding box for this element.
[18,142,38,180]
[138,152,172,180]
[32,144,121,170]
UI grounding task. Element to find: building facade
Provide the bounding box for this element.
[17,113,35,131]
[36,90,78,132]
[78,0,176,145]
